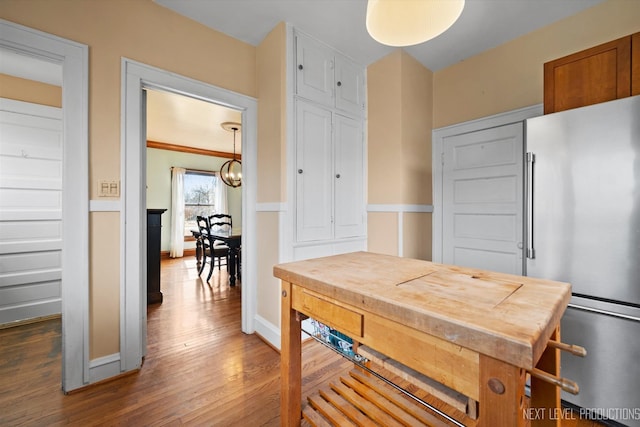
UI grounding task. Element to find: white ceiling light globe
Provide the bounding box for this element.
[366,0,465,47]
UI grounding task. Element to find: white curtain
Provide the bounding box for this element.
[215,173,229,216]
[169,167,186,258]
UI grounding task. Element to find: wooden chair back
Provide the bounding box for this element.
[208,214,232,234]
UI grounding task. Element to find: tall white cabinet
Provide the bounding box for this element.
[292,29,366,259]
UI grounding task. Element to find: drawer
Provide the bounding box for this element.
[291,285,363,338]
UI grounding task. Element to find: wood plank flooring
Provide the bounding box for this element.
[0,257,607,426]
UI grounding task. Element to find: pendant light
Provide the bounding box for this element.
[366,0,465,47]
[219,122,242,188]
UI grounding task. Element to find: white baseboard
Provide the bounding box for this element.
[254,314,280,351]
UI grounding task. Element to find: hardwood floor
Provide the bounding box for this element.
[0,257,608,426]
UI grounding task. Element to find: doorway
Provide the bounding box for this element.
[145,88,243,290]
[0,19,89,392]
[121,59,257,372]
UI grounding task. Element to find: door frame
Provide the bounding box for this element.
[0,19,90,392]
[432,105,541,263]
[121,59,258,372]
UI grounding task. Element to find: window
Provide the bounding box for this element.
[183,171,218,236]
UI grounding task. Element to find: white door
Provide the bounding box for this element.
[442,123,524,275]
[295,100,333,242]
[0,98,63,323]
[334,113,365,239]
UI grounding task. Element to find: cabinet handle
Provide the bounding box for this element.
[337,81,342,87]
[298,64,303,70]
[335,174,341,178]
[298,169,303,174]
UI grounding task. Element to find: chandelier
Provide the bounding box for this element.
[219,122,242,188]
[366,0,465,47]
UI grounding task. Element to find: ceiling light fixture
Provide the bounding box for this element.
[366,0,465,47]
[219,122,242,188]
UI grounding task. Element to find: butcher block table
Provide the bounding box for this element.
[274,251,574,427]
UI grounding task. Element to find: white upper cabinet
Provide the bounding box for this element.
[295,31,365,116]
[295,32,334,107]
[334,54,366,116]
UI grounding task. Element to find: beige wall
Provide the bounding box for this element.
[1,0,257,358]
[256,212,280,328]
[89,212,120,358]
[257,23,287,204]
[403,212,431,261]
[433,0,640,128]
[0,74,62,107]
[367,50,433,260]
[367,212,398,257]
[256,23,287,329]
[367,51,403,205]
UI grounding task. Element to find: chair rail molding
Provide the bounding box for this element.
[89,200,122,212]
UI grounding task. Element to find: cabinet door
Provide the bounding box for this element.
[335,53,365,116]
[296,101,333,242]
[295,32,334,107]
[334,114,365,239]
[544,36,631,114]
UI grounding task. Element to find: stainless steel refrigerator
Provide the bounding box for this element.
[525,95,640,426]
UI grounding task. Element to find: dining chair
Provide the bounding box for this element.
[196,215,228,282]
[208,213,238,278]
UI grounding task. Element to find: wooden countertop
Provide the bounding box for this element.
[274,251,571,370]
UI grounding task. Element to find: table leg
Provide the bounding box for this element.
[530,327,561,427]
[281,281,302,426]
[195,238,202,267]
[478,354,527,427]
[228,247,237,286]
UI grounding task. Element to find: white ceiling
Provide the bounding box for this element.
[146,89,242,154]
[154,0,605,71]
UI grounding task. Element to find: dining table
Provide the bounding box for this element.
[192,229,241,286]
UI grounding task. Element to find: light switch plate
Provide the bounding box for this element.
[98,180,120,197]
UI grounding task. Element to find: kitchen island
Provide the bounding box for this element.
[274,251,575,426]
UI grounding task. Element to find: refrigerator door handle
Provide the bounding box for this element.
[568,303,640,323]
[526,152,535,259]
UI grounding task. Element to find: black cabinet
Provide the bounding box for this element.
[147,209,166,304]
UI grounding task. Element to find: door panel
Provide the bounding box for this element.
[334,114,364,238]
[334,54,364,116]
[442,123,524,275]
[0,100,63,323]
[295,100,333,242]
[295,32,334,107]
